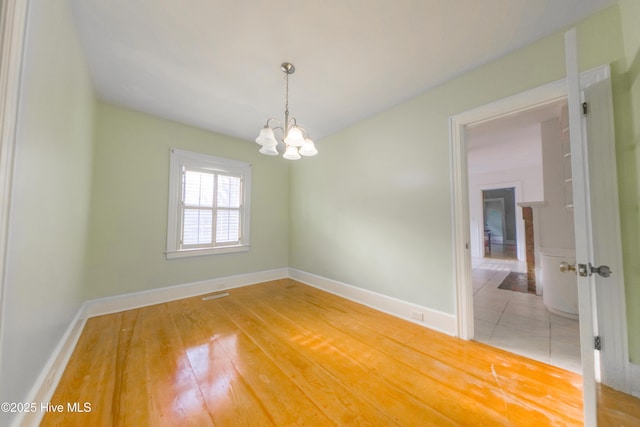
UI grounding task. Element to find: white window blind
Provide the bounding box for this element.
[182,169,214,246]
[215,174,241,243]
[167,149,251,258]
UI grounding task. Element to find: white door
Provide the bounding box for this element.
[564,28,628,426]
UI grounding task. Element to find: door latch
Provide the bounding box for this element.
[575,263,611,278]
[577,263,589,277]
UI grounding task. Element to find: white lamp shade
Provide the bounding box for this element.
[284,126,304,147]
[299,138,318,156]
[283,145,301,160]
[259,144,279,156]
[255,126,278,146]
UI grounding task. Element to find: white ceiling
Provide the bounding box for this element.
[69,0,617,143]
[466,99,567,175]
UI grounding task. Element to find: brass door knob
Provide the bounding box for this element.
[559,262,576,273]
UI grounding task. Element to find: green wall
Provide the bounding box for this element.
[0,0,95,421]
[5,7,639,420]
[84,103,290,299]
[290,4,640,362]
[615,0,640,362]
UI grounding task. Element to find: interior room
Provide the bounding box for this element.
[1,0,640,425]
[467,101,582,373]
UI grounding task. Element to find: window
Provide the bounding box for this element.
[166,148,251,258]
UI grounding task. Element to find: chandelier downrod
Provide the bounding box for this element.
[283,63,291,137]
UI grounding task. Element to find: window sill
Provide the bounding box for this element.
[165,245,250,259]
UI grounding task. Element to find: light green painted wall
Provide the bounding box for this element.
[290,4,638,358]
[615,0,640,362]
[0,0,95,419]
[84,103,290,299]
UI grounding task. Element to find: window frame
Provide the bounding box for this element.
[166,148,251,259]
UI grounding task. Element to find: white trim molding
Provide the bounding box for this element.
[13,307,88,427]
[0,0,29,394]
[29,264,640,426]
[13,267,289,427]
[450,77,570,340]
[450,64,631,396]
[84,267,289,317]
[166,148,252,259]
[289,268,457,336]
[477,181,526,265]
[6,265,457,426]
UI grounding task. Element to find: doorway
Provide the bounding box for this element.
[465,100,581,372]
[451,60,630,425]
[482,188,517,260]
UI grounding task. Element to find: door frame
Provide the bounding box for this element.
[476,183,523,261]
[449,66,629,390]
[450,77,567,340]
[483,197,506,245]
[0,0,29,382]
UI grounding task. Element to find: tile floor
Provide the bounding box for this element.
[472,258,582,373]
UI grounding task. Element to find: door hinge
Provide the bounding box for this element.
[594,336,601,351]
[582,102,588,115]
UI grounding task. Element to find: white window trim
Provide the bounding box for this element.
[166,148,251,259]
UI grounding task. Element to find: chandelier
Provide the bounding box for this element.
[255,62,317,159]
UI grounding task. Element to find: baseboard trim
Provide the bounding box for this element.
[289,268,457,336]
[14,304,88,427]
[35,267,640,427]
[13,267,289,427]
[84,267,289,317]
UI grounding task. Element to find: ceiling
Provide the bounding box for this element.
[69,0,617,143]
[466,99,567,175]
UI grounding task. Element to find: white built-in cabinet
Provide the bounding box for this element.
[560,104,573,210]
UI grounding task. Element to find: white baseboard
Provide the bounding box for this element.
[13,267,288,427]
[14,305,88,427]
[630,362,640,398]
[32,267,640,427]
[288,268,457,336]
[84,267,289,317]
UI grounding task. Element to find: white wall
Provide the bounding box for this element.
[537,116,576,251]
[467,121,545,261]
[0,0,95,424]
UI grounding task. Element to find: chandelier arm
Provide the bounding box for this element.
[265,119,285,141]
[265,117,282,128]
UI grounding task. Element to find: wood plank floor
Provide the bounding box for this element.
[41,279,639,426]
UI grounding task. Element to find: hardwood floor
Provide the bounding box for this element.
[485,243,517,260]
[41,279,638,426]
